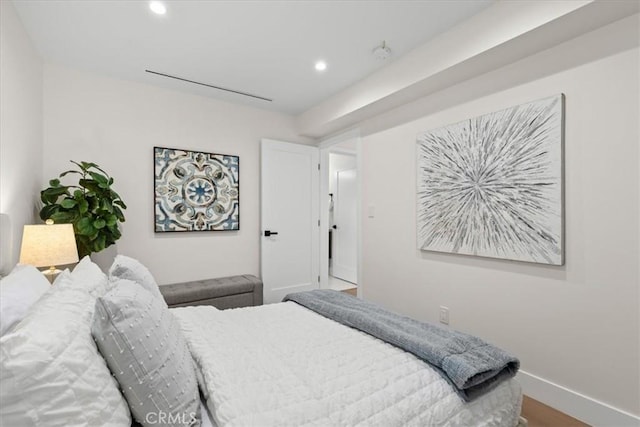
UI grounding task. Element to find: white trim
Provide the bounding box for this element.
[319,147,330,289]
[328,147,357,156]
[517,370,640,427]
[318,128,360,149]
[355,136,363,299]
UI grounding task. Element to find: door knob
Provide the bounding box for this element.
[264,230,279,237]
[332,225,337,230]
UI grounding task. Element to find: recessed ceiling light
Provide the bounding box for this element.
[149,1,167,15]
[315,61,327,72]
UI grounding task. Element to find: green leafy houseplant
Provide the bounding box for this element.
[40,161,127,258]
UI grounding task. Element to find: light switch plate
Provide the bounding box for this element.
[367,205,375,218]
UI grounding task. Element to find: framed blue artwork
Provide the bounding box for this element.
[154,147,239,232]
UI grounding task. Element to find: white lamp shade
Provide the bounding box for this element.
[19,223,79,268]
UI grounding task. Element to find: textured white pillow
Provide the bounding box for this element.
[109,255,166,305]
[0,270,131,426]
[0,264,51,336]
[63,255,108,297]
[92,280,200,427]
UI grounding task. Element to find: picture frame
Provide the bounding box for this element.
[154,146,239,232]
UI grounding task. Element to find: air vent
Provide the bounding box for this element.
[145,70,273,102]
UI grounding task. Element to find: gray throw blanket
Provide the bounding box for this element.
[283,290,519,401]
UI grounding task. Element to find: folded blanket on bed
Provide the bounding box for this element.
[283,289,519,401]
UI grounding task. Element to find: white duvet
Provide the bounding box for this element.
[174,302,522,427]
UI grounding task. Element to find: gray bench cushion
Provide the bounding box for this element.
[159,275,263,309]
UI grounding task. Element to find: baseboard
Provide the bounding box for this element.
[517,370,640,427]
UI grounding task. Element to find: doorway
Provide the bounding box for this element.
[319,131,360,297]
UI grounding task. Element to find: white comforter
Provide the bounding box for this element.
[173,302,522,427]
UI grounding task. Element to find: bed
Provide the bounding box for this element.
[0,256,522,427]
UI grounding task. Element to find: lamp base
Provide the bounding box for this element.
[42,266,61,284]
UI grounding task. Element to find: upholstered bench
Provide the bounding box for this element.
[159,275,263,310]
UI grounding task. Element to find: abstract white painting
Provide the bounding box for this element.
[416,94,564,265]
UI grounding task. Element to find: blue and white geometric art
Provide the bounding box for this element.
[416,94,564,265]
[154,147,239,232]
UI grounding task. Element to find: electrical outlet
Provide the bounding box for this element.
[439,306,450,325]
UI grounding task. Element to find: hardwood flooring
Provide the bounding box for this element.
[522,396,591,427]
[341,287,357,296]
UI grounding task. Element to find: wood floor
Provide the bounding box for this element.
[341,287,357,296]
[522,396,590,427]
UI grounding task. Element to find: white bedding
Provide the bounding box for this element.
[200,397,216,427]
[174,302,522,427]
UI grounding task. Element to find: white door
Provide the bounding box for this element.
[261,139,319,304]
[332,168,357,283]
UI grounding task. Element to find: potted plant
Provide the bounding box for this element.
[40,161,127,258]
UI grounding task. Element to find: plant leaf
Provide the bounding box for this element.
[60,198,77,208]
[89,172,108,185]
[40,205,59,221]
[79,179,101,194]
[76,217,95,236]
[92,164,108,176]
[88,196,100,212]
[110,226,122,240]
[41,186,70,204]
[105,215,118,226]
[49,211,73,223]
[78,199,89,214]
[113,206,125,221]
[95,234,107,252]
[100,198,114,213]
[79,161,91,170]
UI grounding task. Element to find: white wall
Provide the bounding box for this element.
[361,43,639,421]
[0,1,43,274]
[43,64,311,284]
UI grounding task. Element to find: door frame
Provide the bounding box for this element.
[319,129,362,298]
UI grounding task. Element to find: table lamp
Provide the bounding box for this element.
[19,220,79,283]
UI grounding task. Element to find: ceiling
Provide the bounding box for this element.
[12,0,493,115]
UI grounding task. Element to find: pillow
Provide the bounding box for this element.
[0,264,50,336]
[53,256,108,297]
[92,280,200,427]
[109,255,166,305]
[0,271,131,426]
[70,256,108,296]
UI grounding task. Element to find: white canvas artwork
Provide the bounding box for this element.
[416,94,564,265]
